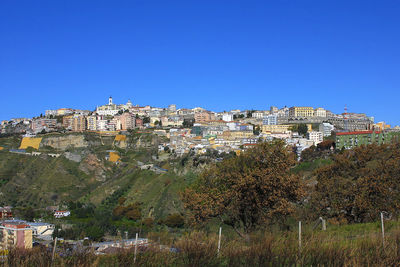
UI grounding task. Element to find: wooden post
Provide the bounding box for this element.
[298,221,302,250]
[51,237,58,267]
[322,219,326,231]
[217,227,222,256]
[134,233,138,263]
[381,212,385,248]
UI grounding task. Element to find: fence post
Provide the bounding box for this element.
[134,233,138,263]
[51,237,57,267]
[298,221,302,250]
[217,227,222,256]
[322,219,326,231]
[381,212,385,248]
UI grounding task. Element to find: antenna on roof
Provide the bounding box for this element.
[344,105,348,132]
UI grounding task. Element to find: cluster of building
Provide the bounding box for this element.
[0,219,54,250]
[1,98,399,155]
[0,206,74,251]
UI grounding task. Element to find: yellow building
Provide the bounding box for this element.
[262,124,291,133]
[374,122,391,131]
[227,131,254,139]
[289,107,314,118]
[72,115,86,132]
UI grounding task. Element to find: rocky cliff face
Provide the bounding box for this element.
[41,134,88,150]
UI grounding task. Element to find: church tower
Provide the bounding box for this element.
[109,96,113,105]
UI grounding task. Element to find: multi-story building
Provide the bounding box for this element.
[31,118,57,133]
[252,111,264,119]
[307,131,323,145]
[314,108,327,117]
[115,112,135,130]
[56,108,74,116]
[335,130,400,149]
[96,119,108,131]
[319,123,334,137]
[0,207,12,219]
[72,115,86,132]
[135,118,143,127]
[262,124,291,133]
[45,110,58,117]
[327,117,372,132]
[270,106,278,114]
[289,107,314,118]
[222,113,234,122]
[62,115,73,130]
[263,114,278,125]
[86,115,97,131]
[0,221,32,250]
[374,122,391,131]
[194,111,216,123]
[168,104,177,112]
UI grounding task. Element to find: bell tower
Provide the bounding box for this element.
[109,96,113,105]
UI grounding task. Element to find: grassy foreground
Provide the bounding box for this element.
[3,221,400,267]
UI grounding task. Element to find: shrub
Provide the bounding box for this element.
[164,213,184,228]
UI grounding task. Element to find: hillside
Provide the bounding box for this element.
[0,131,198,221]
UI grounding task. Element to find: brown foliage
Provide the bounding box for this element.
[311,143,400,223]
[181,140,304,236]
[112,202,142,221]
[164,213,185,228]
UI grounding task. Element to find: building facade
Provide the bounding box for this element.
[307,131,323,145]
[289,107,314,118]
[0,222,32,250]
[335,130,400,149]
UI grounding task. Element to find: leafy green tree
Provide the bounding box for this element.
[297,124,308,136]
[143,117,150,123]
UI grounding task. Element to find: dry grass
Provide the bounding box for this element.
[2,227,400,267]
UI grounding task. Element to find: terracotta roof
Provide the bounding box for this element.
[336,131,380,136]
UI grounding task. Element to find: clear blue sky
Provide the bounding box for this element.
[1,1,399,125]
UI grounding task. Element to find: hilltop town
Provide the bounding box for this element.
[1,97,399,156]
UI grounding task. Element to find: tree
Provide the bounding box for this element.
[183,118,194,128]
[297,124,308,136]
[311,143,400,223]
[253,125,260,135]
[181,140,304,237]
[246,110,255,118]
[143,117,150,124]
[21,207,35,221]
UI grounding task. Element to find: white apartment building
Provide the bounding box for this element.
[96,119,108,131]
[307,131,323,145]
[314,108,327,117]
[263,114,278,125]
[252,111,265,119]
[222,113,234,122]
